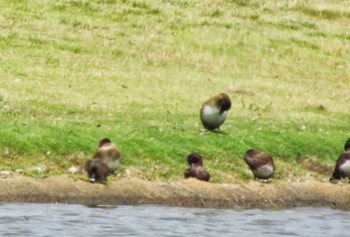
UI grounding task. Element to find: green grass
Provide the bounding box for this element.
[0,0,349,182]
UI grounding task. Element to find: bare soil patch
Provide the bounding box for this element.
[0,175,349,210]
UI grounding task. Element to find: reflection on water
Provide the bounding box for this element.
[0,203,349,236]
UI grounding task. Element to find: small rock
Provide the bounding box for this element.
[15,169,24,174]
[28,166,46,172]
[0,171,13,178]
[67,166,79,174]
[298,125,306,132]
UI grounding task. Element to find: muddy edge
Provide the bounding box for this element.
[1,175,350,210]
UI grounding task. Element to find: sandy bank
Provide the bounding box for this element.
[0,175,349,210]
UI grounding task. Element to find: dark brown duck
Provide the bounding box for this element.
[184,153,210,182]
[331,139,350,180]
[244,149,275,182]
[85,159,109,183]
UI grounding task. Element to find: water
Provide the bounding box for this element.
[0,204,349,237]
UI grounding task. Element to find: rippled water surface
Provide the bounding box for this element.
[0,204,349,236]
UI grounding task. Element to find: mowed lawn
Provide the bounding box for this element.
[0,0,349,182]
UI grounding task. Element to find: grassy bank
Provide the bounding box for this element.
[0,0,349,182]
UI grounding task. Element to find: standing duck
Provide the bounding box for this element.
[93,138,121,173]
[200,93,231,131]
[244,149,275,182]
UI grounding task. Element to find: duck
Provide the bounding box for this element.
[93,138,121,173]
[331,138,350,181]
[85,159,109,183]
[244,149,275,182]
[184,153,210,182]
[200,93,231,131]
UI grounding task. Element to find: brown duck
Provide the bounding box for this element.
[331,138,350,180]
[85,159,109,183]
[200,93,231,131]
[93,138,121,173]
[244,149,275,182]
[184,153,210,182]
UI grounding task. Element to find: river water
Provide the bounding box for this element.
[0,204,349,236]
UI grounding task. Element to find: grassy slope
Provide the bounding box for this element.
[0,0,349,182]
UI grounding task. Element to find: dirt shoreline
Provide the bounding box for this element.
[0,175,349,210]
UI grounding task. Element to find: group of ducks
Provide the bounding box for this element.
[183,149,274,183]
[85,138,121,183]
[85,93,350,184]
[85,138,275,183]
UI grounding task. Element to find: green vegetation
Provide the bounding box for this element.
[0,0,349,182]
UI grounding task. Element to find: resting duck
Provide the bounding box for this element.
[85,159,109,183]
[244,149,275,182]
[184,153,210,182]
[331,139,350,181]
